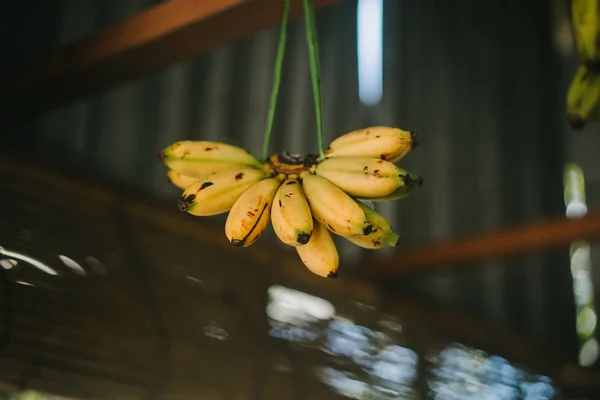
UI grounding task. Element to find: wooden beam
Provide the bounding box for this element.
[1,0,341,126]
[362,211,600,277]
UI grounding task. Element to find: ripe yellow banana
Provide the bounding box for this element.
[315,156,410,198]
[167,170,202,190]
[571,0,600,62]
[358,174,423,202]
[301,173,372,237]
[271,179,314,246]
[325,126,417,163]
[225,176,282,247]
[179,167,269,216]
[296,220,339,278]
[566,64,600,129]
[346,202,400,249]
[159,140,263,178]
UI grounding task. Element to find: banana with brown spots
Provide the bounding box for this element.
[179,167,269,216]
[301,172,372,237]
[296,220,339,278]
[346,201,400,249]
[225,176,283,247]
[315,156,411,198]
[159,140,263,178]
[325,126,417,163]
[358,174,424,202]
[271,178,313,246]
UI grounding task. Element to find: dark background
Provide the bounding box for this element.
[0,0,599,398]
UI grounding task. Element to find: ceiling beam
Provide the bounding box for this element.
[1,0,341,126]
[362,211,600,277]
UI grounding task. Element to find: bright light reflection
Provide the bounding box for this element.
[564,163,597,367]
[570,245,590,270]
[573,273,594,304]
[0,248,58,275]
[317,367,369,398]
[577,307,597,337]
[265,286,420,397]
[357,0,383,106]
[579,338,600,367]
[566,200,587,218]
[0,259,17,270]
[429,344,556,400]
[267,285,335,325]
[58,255,86,275]
[204,321,229,341]
[264,289,558,399]
[372,346,418,383]
[15,280,35,287]
[326,320,371,357]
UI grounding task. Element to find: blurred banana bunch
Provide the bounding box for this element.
[159,127,422,279]
[566,0,600,129]
[567,63,600,129]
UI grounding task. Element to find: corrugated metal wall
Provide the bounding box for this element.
[2,0,590,353]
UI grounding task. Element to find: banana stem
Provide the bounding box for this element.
[302,0,325,160]
[262,0,292,161]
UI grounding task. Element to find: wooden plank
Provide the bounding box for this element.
[0,152,289,268]
[2,149,597,395]
[1,0,341,126]
[0,152,378,306]
[362,211,600,277]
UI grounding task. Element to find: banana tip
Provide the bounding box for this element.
[231,239,244,248]
[296,232,311,245]
[158,150,166,163]
[327,270,338,279]
[410,131,418,148]
[363,224,373,235]
[177,200,188,212]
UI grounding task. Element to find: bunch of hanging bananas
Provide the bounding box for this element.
[159,126,421,279]
[566,0,600,129]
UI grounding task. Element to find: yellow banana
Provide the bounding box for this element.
[571,0,600,62]
[325,126,417,163]
[225,176,282,247]
[315,156,410,198]
[179,167,269,216]
[358,174,423,202]
[301,173,372,237]
[566,64,600,129]
[346,202,400,249]
[296,220,339,278]
[159,140,263,178]
[167,170,203,190]
[271,179,314,246]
